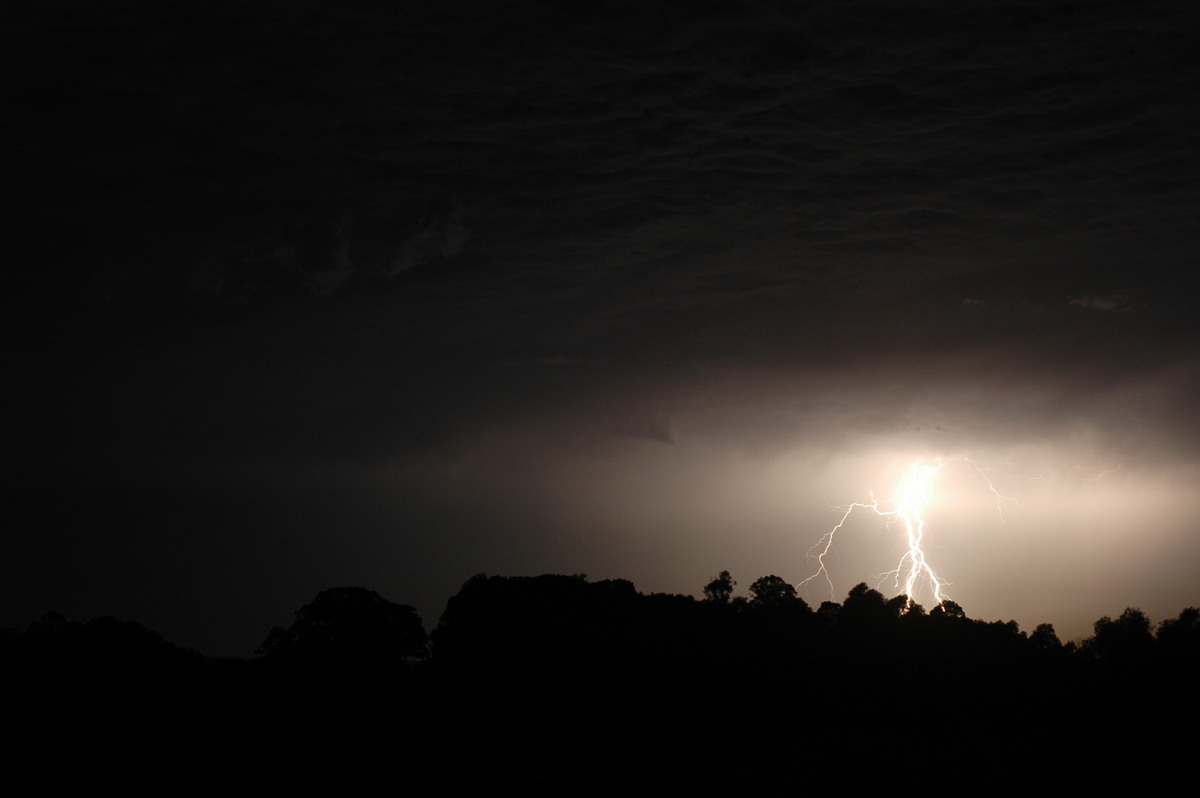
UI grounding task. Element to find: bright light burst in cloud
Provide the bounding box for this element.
[801,456,946,608]
[796,455,1032,610]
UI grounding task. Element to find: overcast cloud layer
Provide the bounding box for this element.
[5,1,1199,655]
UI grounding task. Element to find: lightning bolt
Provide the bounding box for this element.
[797,455,1022,611]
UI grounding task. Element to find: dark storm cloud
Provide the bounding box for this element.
[9,0,1195,413]
[8,1,1197,326]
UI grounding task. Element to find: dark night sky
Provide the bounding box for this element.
[5,0,1200,656]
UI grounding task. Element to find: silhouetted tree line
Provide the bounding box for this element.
[3,575,1197,671]
[424,572,1200,669]
[3,576,1197,792]
[0,611,199,662]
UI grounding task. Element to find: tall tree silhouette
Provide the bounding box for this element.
[1028,623,1063,654]
[1156,607,1200,660]
[258,587,427,659]
[1086,607,1155,663]
[748,575,797,605]
[703,571,735,604]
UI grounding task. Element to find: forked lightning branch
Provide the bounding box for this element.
[797,456,1021,610]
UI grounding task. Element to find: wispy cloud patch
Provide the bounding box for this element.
[1068,293,1135,312]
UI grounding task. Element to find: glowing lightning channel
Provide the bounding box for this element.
[798,456,1016,611]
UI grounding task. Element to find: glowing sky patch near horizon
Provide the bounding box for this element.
[319,341,1200,664]
[795,455,1043,610]
[381,410,1200,643]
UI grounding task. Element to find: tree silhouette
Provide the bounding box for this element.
[1086,607,1155,662]
[15,612,194,660]
[258,587,427,659]
[748,575,797,605]
[432,574,654,664]
[1029,623,1063,654]
[703,571,736,604]
[929,599,966,619]
[1156,607,1200,660]
[840,583,890,625]
[886,594,916,617]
